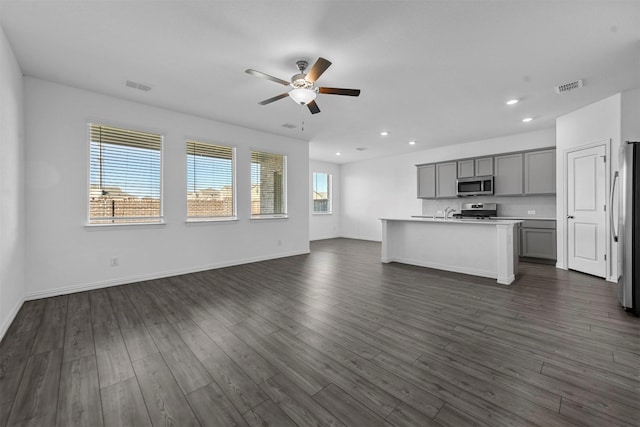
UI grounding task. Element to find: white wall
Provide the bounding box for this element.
[621,89,640,146]
[309,160,340,240]
[556,93,622,281]
[341,128,555,241]
[0,25,26,338]
[24,78,309,299]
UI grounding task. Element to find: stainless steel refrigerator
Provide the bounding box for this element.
[613,141,639,314]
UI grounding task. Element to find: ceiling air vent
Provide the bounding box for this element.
[355,147,367,151]
[125,80,152,92]
[555,79,583,94]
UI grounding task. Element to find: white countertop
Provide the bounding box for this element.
[382,216,523,225]
[494,216,556,221]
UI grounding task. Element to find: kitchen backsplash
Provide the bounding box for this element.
[422,195,556,218]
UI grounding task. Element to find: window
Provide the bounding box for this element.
[251,150,286,217]
[89,124,162,224]
[186,140,235,220]
[312,172,332,214]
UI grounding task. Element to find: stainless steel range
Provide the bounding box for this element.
[452,202,497,219]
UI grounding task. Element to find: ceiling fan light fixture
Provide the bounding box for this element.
[289,88,317,105]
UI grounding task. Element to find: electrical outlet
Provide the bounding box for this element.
[436,210,443,216]
[527,210,536,215]
[110,256,119,267]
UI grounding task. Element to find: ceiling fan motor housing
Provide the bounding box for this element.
[291,73,313,89]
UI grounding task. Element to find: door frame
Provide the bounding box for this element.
[561,139,612,280]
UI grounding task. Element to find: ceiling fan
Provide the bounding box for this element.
[245,57,360,114]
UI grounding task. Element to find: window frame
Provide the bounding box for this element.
[312,172,333,215]
[185,139,237,222]
[86,122,164,227]
[250,149,288,219]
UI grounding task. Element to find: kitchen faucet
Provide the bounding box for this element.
[443,207,456,220]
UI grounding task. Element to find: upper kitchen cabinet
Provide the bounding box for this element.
[494,153,523,196]
[524,149,556,194]
[418,147,554,199]
[458,157,493,178]
[417,164,436,198]
[475,157,493,176]
[457,159,474,178]
[436,162,457,198]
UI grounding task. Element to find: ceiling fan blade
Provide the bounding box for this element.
[305,57,332,83]
[245,69,290,86]
[318,87,361,96]
[258,93,289,105]
[307,100,321,114]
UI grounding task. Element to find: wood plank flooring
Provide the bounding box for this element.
[1,238,639,426]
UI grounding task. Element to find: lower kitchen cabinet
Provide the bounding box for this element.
[520,220,556,261]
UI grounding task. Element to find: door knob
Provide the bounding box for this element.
[567,215,574,219]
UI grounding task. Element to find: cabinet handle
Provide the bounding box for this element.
[567,215,574,219]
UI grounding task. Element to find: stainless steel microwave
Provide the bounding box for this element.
[456,176,494,196]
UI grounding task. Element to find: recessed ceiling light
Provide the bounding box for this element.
[408,141,416,145]
[506,99,519,105]
[522,117,533,123]
[380,131,389,136]
[336,152,341,156]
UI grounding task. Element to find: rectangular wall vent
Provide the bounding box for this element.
[125,80,152,92]
[555,79,583,94]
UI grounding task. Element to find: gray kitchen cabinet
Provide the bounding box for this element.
[458,157,493,178]
[436,162,457,198]
[494,153,523,195]
[524,149,556,194]
[417,164,436,198]
[457,159,474,178]
[520,220,556,260]
[475,157,493,176]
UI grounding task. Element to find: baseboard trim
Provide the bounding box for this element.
[1,296,26,341]
[337,234,381,243]
[25,249,310,301]
[385,256,497,281]
[310,235,341,241]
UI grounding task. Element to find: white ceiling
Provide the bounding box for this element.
[1,1,638,163]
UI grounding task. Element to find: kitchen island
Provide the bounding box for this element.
[380,217,523,285]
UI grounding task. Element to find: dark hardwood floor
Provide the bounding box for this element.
[1,238,639,426]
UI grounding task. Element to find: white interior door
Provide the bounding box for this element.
[567,145,607,277]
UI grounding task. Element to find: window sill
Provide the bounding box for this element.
[84,221,166,230]
[186,217,238,224]
[312,212,333,216]
[250,215,289,221]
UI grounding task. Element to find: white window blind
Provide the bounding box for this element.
[251,150,286,217]
[186,140,235,219]
[313,172,332,213]
[89,124,162,224]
